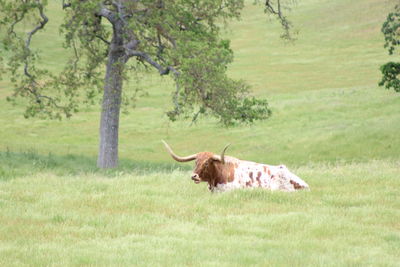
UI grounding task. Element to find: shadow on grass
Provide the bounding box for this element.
[0,149,190,180]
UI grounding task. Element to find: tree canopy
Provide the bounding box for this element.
[379,3,400,92]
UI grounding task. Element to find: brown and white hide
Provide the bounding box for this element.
[162,141,310,193]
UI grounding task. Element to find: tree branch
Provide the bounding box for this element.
[124,44,183,115]
[97,5,116,23]
[265,0,295,40]
[95,34,111,45]
[9,13,26,37]
[125,49,179,75]
[24,4,48,79]
[19,3,65,110]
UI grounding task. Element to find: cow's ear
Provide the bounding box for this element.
[210,157,221,163]
[211,158,224,166]
[209,158,221,167]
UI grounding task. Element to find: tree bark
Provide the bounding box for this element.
[97,40,125,168]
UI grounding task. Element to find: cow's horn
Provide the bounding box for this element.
[212,144,230,164]
[162,140,197,162]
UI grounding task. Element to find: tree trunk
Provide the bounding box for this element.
[97,45,125,168]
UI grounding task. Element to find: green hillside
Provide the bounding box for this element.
[0,0,399,266]
[0,0,398,166]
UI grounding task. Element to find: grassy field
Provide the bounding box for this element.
[0,156,399,266]
[0,0,399,266]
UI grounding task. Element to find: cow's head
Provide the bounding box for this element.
[162,140,231,185]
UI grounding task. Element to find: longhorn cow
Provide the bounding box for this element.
[162,140,310,192]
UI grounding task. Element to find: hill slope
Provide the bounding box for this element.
[0,0,397,166]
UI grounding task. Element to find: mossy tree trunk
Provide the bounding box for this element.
[97,27,126,169]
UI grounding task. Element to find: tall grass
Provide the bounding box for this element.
[0,150,188,181]
[0,159,399,266]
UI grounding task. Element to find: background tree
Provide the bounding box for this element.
[0,0,293,168]
[379,3,400,92]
